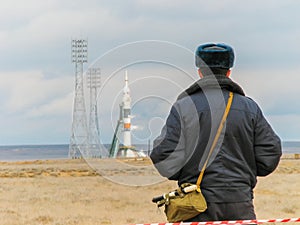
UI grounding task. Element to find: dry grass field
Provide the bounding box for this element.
[0,157,299,225]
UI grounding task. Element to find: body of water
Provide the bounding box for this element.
[0,142,298,161]
[0,144,69,161]
[0,144,151,161]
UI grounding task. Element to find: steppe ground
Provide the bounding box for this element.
[0,156,299,225]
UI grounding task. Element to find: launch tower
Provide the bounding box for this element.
[69,39,89,158]
[87,68,103,158]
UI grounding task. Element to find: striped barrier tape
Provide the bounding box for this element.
[132,218,300,225]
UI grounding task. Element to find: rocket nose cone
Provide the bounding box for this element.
[123,86,130,94]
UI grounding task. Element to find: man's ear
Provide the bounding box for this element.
[198,69,203,78]
[226,69,231,77]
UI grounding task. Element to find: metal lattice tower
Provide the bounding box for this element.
[87,68,104,158]
[69,39,89,159]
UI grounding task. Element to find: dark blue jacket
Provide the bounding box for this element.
[150,75,282,203]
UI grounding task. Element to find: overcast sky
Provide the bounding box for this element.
[0,0,300,145]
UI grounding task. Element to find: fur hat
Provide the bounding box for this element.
[195,43,234,69]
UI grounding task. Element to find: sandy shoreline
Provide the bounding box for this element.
[0,158,299,225]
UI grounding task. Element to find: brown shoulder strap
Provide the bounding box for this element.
[196,91,233,192]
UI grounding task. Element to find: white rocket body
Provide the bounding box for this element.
[122,71,131,147]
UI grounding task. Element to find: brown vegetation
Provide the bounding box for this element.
[0,157,299,225]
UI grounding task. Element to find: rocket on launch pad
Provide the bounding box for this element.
[122,70,132,149]
[109,70,146,158]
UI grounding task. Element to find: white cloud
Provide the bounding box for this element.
[0,1,58,24]
[0,70,74,144]
[0,71,73,113]
[233,67,300,115]
[26,92,73,117]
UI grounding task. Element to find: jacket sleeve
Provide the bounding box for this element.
[150,103,186,180]
[254,106,282,176]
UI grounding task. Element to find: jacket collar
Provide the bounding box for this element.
[177,75,245,100]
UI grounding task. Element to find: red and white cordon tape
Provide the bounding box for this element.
[132,218,300,225]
